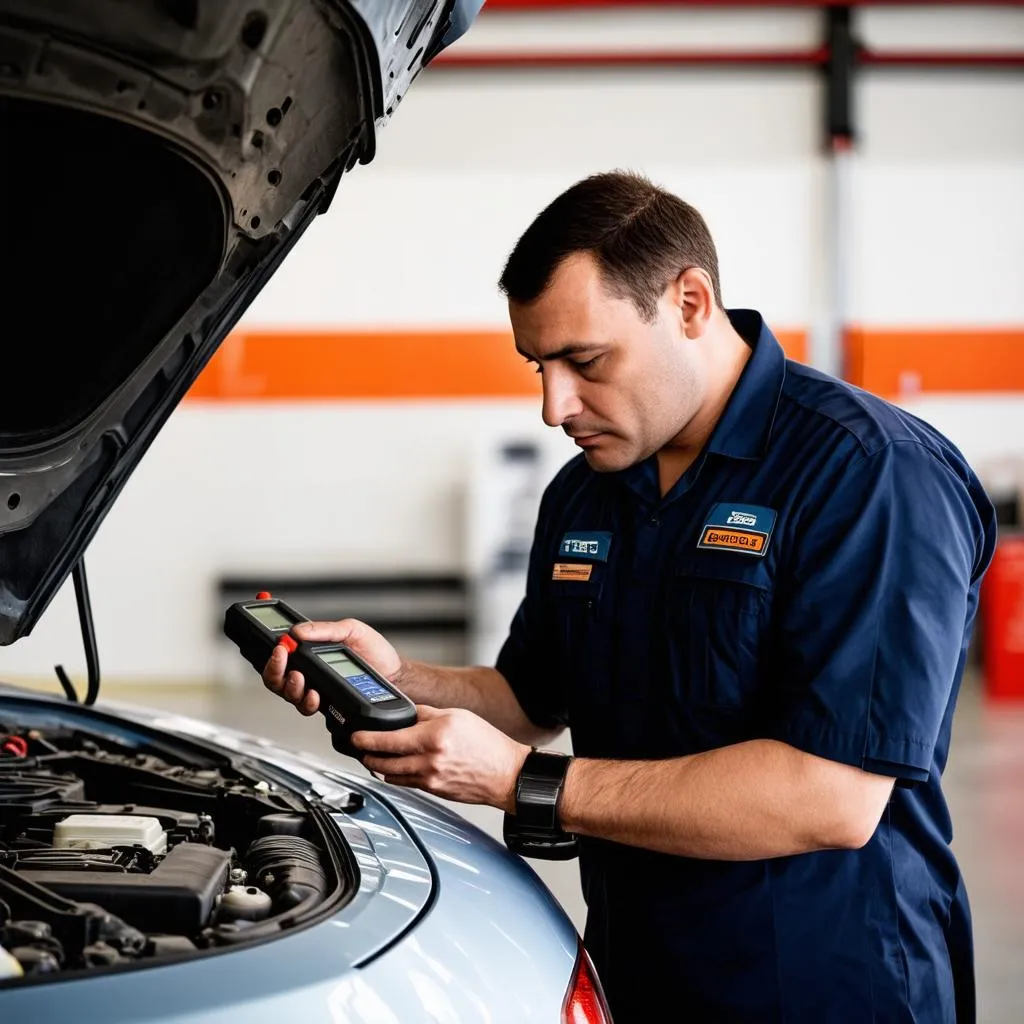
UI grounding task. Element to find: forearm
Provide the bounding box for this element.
[395,660,561,747]
[558,739,894,860]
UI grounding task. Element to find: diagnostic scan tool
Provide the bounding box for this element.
[224,594,416,755]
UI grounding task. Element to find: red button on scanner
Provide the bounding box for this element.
[279,634,298,654]
[256,591,271,600]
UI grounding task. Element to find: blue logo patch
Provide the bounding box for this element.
[698,503,777,557]
[559,531,612,562]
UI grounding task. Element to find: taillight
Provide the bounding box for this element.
[562,941,613,1023]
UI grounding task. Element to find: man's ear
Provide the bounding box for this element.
[670,267,716,339]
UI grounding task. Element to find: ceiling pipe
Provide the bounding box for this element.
[860,51,1024,67]
[442,0,1024,71]
[481,0,1024,8]
[432,48,1024,70]
[433,48,828,67]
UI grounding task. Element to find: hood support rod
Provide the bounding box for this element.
[54,559,101,706]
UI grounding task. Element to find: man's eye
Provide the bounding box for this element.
[574,356,601,371]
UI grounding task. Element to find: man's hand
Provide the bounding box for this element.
[261,618,401,716]
[354,706,531,814]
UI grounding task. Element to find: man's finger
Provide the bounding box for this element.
[282,670,307,705]
[363,754,424,777]
[350,724,426,756]
[299,689,320,716]
[377,773,419,789]
[412,704,443,720]
[262,645,288,692]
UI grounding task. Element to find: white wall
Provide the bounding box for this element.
[4,3,1023,687]
[853,8,1024,493]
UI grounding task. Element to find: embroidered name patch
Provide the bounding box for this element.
[552,562,593,582]
[698,503,777,558]
[558,531,612,562]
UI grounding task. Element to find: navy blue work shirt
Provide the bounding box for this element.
[497,310,996,1023]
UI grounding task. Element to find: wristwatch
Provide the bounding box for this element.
[502,749,579,860]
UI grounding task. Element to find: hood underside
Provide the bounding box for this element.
[0,0,460,644]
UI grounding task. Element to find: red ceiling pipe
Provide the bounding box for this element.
[482,0,1024,8]
[432,48,1024,70]
[433,48,829,67]
[860,50,1024,67]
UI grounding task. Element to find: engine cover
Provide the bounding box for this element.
[20,844,232,935]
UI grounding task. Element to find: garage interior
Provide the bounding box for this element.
[2,0,1022,1019]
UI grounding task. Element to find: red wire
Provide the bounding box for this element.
[1,735,28,757]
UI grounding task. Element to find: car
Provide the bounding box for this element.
[0,2,611,1020]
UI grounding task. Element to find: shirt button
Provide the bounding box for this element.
[648,515,660,526]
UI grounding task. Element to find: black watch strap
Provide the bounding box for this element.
[502,750,579,861]
[515,749,572,831]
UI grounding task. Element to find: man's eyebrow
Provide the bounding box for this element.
[516,342,601,362]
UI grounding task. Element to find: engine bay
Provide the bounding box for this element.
[0,718,354,982]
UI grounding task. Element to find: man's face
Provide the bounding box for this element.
[509,252,703,472]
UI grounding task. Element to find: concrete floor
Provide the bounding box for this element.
[93,668,1023,1022]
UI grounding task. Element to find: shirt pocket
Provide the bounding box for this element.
[547,570,606,681]
[664,557,772,711]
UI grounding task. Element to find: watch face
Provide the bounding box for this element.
[523,750,571,778]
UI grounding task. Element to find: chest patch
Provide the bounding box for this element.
[552,563,593,582]
[697,503,777,557]
[558,531,612,562]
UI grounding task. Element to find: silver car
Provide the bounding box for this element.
[0,2,611,1020]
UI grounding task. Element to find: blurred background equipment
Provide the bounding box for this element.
[467,437,548,666]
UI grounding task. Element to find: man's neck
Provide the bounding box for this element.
[656,448,698,497]
[655,322,753,498]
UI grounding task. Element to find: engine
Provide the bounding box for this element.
[0,723,347,980]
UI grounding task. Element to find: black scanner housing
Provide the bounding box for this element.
[223,598,416,754]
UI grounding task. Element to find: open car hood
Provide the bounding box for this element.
[0,0,472,645]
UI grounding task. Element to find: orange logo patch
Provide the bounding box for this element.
[698,527,767,554]
[552,562,593,582]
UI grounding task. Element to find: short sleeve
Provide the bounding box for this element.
[765,441,991,782]
[494,478,570,730]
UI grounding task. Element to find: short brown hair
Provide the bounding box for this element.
[498,170,722,320]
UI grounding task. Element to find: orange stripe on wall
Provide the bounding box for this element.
[186,328,809,401]
[845,327,1024,397]
[775,330,806,364]
[187,330,538,400]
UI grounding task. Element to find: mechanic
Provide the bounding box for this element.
[264,171,996,1023]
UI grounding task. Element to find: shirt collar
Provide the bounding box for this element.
[704,308,786,461]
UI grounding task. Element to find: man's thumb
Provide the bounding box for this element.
[292,618,357,643]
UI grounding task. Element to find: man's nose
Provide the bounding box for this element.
[541,369,583,428]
